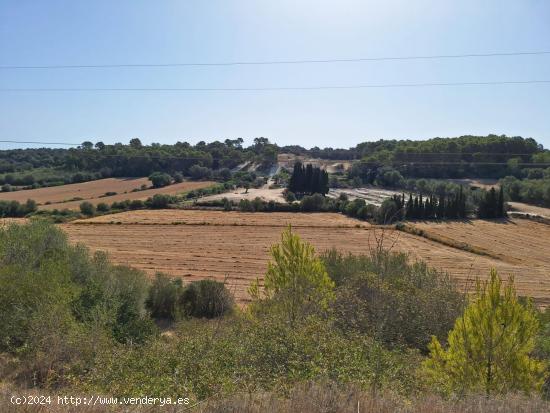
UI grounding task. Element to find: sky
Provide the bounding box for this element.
[1,0,549,149]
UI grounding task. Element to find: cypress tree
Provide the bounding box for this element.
[304,164,313,194]
[497,186,505,218]
[320,170,329,195]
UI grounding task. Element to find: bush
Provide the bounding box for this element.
[284,190,297,203]
[148,172,172,188]
[180,279,234,319]
[96,202,110,212]
[1,184,11,192]
[173,172,184,183]
[129,199,144,210]
[238,199,254,212]
[0,199,37,217]
[189,165,213,180]
[0,221,155,368]
[146,274,184,320]
[146,194,173,209]
[300,193,325,212]
[79,201,96,216]
[222,197,232,211]
[375,198,402,224]
[323,248,464,351]
[217,168,232,181]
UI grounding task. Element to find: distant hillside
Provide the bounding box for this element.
[1,135,548,187]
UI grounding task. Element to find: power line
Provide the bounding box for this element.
[1,79,550,93]
[1,51,549,69]
[0,140,80,146]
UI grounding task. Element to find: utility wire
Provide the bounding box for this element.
[0,140,81,146]
[1,51,549,69]
[1,79,550,92]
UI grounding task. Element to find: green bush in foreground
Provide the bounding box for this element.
[0,221,155,385]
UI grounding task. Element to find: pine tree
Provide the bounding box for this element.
[423,269,546,396]
[248,226,335,325]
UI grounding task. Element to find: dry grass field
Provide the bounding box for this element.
[0,177,150,204]
[508,202,550,219]
[412,219,550,267]
[0,177,214,210]
[73,209,369,227]
[62,211,550,305]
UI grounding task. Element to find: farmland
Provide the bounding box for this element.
[0,177,214,210]
[62,210,550,305]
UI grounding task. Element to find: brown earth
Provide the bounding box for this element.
[412,219,550,267]
[0,178,214,210]
[73,210,367,227]
[508,202,550,219]
[0,177,151,205]
[62,211,550,305]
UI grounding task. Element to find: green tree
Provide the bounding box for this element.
[423,269,546,396]
[249,227,335,325]
[149,172,172,188]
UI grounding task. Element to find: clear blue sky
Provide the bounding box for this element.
[1,0,549,149]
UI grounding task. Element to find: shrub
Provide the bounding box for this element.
[129,199,144,210]
[148,172,172,188]
[79,201,96,216]
[146,194,173,209]
[375,198,402,224]
[96,202,110,212]
[222,197,232,211]
[300,193,325,212]
[146,274,184,320]
[111,200,130,210]
[284,190,297,203]
[173,172,184,183]
[189,165,213,180]
[217,168,232,181]
[238,199,254,212]
[323,248,464,351]
[181,279,234,319]
[1,184,11,192]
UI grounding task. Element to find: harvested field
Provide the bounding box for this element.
[0,177,150,205]
[328,187,404,206]
[508,202,550,219]
[62,211,550,305]
[73,209,367,227]
[198,185,285,203]
[412,219,550,267]
[0,178,214,210]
